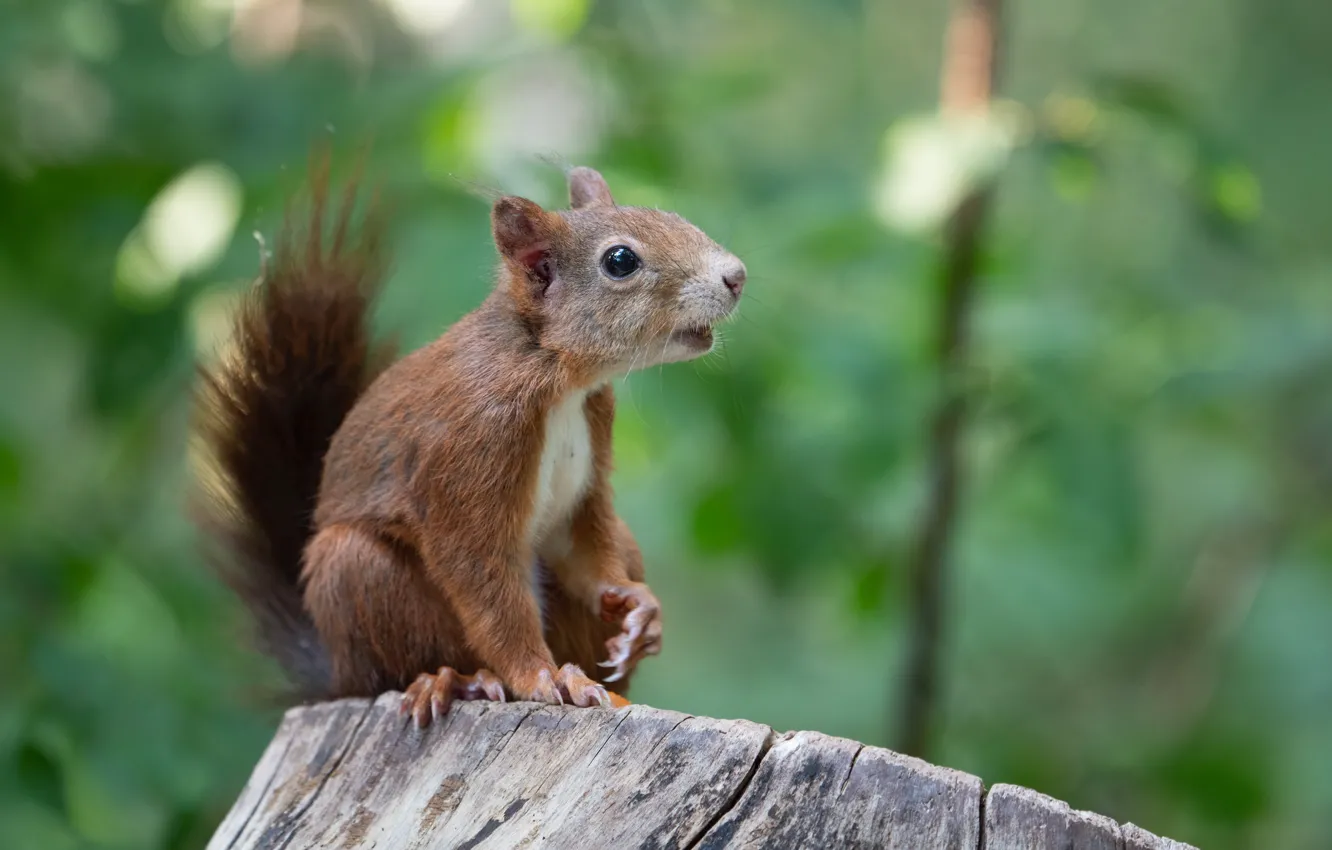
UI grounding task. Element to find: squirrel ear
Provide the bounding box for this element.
[568,167,614,209]
[492,196,556,291]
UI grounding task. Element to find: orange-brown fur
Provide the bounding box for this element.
[196,159,744,718]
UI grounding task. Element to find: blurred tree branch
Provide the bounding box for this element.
[896,0,1004,758]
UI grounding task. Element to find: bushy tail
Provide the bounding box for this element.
[193,162,389,699]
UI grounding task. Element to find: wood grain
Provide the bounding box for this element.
[209,698,1197,849]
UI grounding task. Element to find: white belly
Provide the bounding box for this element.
[528,390,595,557]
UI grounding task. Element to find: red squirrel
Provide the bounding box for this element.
[195,159,745,727]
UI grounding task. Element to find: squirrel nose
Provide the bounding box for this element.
[722,262,747,298]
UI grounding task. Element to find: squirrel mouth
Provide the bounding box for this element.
[670,325,714,350]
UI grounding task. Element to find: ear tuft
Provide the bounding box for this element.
[568,167,614,209]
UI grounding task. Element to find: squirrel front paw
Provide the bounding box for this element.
[598,583,663,683]
[400,667,506,728]
[511,664,611,708]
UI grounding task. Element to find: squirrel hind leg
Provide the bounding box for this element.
[303,523,475,698]
[400,667,506,728]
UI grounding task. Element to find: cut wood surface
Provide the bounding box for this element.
[208,694,1197,849]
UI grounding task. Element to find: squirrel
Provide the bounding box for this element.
[194,158,746,727]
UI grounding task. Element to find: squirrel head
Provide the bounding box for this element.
[490,167,745,379]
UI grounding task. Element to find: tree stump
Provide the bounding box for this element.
[208,694,1196,849]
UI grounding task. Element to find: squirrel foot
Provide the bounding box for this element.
[513,664,611,708]
[598,583,662,683]
[556,663,613,707]
[400,667,506,728]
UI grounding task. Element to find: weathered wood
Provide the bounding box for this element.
[210,697,1197,849]
[983,784,1122,850]
[1122,822,1200,850]
[696,731,981,849]
[981,784,1193,850]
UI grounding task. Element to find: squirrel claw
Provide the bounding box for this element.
[517,664,608,708]
[598,583,662,684]
[555,663,611,708]
[402,666,507,728]
[525,668,564,706]
[460,669,507,704]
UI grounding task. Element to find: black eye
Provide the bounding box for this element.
[600,245,641,280]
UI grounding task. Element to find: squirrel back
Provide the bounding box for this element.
[193,163,389,699]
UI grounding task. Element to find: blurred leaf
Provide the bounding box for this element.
[17,740,65,816]
[1093,75,1194,132]
[1208,164,1262,223]
[88,300,189,417]
[849,563,890,620]
[1041,142,1100,203]
[512,0,591,40]
[162,805,211,850]
[1158,734,1272,827]
[690,481,745,555]
[0,434,23,501]
[792,214,883,264]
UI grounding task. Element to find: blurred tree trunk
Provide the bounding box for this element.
[896,0,1004,759]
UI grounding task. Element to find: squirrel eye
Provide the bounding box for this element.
[600,245,641,280]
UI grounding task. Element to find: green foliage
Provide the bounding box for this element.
[2,1,1330,849]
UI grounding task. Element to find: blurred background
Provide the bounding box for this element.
[2,0,1330,848]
